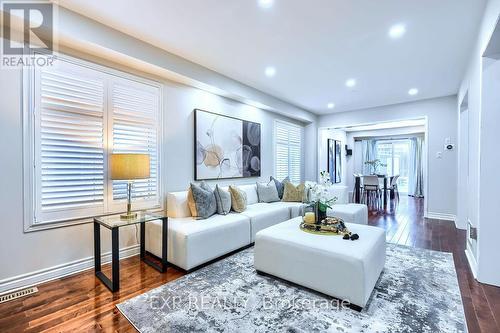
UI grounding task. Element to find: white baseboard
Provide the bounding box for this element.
[0,244,140,295]
[464,247,478,279]
[425,212,456,222]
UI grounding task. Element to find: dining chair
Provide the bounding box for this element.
[389,175,400,201]
[352,173,363,202]
[362,175,381,210]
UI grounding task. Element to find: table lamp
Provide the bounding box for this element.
[110,153,150,219]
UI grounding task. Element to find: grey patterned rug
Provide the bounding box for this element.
[117,244,465,333]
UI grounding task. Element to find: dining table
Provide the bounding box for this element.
[353,174,391,210]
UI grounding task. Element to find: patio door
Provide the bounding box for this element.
[375,140,411,193]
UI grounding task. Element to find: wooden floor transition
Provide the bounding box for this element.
[1,197,499,332]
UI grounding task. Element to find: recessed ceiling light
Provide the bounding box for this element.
[345,79,356,88]
[408,88,419,96]
[327,103,335,109]
[389,24,406,39]
[265,66,276,77]
[258,0,274,9]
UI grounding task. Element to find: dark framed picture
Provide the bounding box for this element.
[327,139,342,183]
[194,109,261,180]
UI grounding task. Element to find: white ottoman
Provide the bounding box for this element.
[254,217,385,308]
[328,204,368,225]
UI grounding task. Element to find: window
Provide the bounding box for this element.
[375,140,410,193]
[25,53,162,230]
[274,120,303,183]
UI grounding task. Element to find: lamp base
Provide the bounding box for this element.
[120,212,137,220]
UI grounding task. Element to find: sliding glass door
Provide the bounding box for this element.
[375,140,410,193]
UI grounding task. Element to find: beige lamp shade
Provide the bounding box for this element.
[110,154,150,180]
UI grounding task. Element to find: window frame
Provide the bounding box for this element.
[23,51,164,232]
[273,119,304,183]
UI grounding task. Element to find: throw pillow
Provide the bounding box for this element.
[229,185,247,212]
[270,176,290,199]
[187,182,216,219]
[282,181,307,202]
[256,182,280,203]
[214,185,231,215]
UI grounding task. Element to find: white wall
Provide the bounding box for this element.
[163,82,307,191]
[304,122,318,181]
[458,0,500,286]
[319,96,458,218]
[317,129,347,185]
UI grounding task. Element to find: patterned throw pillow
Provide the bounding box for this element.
[270,176,290,199]
[282,182,307,202]
[256,182,280,203]
[187,182,216,219]
[228,185,247,213]
[214,185,231,215]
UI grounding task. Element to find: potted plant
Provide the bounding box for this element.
[364,159,387,175]
[306,171,337,223]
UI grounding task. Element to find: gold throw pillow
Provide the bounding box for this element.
[229,185,247,212]
[282,182,307,202]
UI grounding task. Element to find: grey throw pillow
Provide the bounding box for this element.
[187,182,216,219]
[270,176,290,199]
[256,182,280,203]
[214,185,231,215]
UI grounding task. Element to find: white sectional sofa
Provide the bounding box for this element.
[146,183,369,271]
[146,184,305,271]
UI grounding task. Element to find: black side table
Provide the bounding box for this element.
[93,212,168,292]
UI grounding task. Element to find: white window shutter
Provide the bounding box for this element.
[35,61,106,223]
[274,121,303,183]
[109,78,160,209]
[30,54,163,227]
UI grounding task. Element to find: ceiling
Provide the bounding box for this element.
[58,0,486,115]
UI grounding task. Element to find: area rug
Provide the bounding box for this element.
[117,244,465,333]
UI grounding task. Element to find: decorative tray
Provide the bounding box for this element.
[300,216,349,235]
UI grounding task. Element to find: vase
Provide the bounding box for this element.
[316,202,327,224]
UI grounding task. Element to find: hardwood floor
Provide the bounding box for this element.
[1,197,499,332]
[369,196,500,333]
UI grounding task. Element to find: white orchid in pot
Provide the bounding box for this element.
[305,171,337,223]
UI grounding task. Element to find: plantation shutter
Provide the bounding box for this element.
[274,121,303,183]
[35,61,106,223]
[110,78,160,208]
[31,53,162,226]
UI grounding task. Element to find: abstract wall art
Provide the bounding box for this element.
[195,109,261,180]
[328,138,342,184]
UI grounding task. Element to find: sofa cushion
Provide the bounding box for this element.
[269,201,306,218]
[229,185,247,212]
[256,182,280,203]
[214,185,231,215]
[270,176,289,199]
[240,203,290,241]
[167,191,191,218]
[282,182,307,202]
[145,213,251,270]
[188,182,216,219]
[239,184,258,205]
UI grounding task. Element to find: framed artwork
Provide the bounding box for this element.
[327,139,342,183]
[194,109,261,180]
